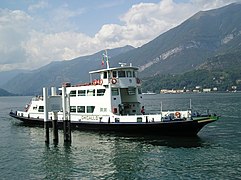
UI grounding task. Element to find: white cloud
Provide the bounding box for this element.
[0,9,32,67]
[23,31,96,68]
[0,0,240,71]
[28,0,49,12]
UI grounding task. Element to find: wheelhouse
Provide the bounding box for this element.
[88,64,142,115]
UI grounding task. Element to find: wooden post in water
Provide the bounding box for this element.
[62,85,71,143]
[43,87,49,144]
[52,111,58,144]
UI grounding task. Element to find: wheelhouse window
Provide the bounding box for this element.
[97,89,105,96]
[138,87,142,94]
[77,106,85,113]
[128,87,136,95]
[112,88,119,96]
[126,71,132,77]
[103,72,107,79]
[70,90,76,97]
[87,89,95,96]
[38,106,44,112]
[112,71,117,78]
[118,71,125,77]
[87,106,95,113]
[70,106,76,113]
[78,90,86,96]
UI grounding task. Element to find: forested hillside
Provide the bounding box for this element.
[142,51,241,92]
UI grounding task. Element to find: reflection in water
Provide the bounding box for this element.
[42,144,74,179]
[103,132,206,148]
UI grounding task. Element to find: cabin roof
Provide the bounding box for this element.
[89,66,138,74]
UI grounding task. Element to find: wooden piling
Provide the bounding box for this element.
[62,86,71,143]
[44,122,50,144]
[52,112,58,144]
[63,120,71,143]
[43,87,49,144]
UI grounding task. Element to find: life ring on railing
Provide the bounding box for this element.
[111,78,117,84]
[99,79,103,85]
[136,78,141,84]
[93,80,97,85]
[175,111,181,118]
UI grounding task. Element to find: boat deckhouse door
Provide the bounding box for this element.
[120,87,140,115]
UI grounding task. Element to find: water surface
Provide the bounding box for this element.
[0,93,241,179]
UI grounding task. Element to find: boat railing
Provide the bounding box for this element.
[32,96,43,101]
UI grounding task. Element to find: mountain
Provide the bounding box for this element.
[0,88,15,96]
[1,45,134,95]
[142,50,241,92]
[109,3,241,77]
[2,3,241,95]
[0,69,29,86]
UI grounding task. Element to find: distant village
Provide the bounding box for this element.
[160,85,239,94]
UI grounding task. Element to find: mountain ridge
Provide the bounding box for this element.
[2,3,241,95]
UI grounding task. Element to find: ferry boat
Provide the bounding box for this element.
[9,53,218,136]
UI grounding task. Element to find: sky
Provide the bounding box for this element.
[0,0,240,72]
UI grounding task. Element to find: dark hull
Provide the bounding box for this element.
[9,112,217,136]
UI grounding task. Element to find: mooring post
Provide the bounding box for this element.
[43,87,49,144]
[52,111,58,144]
[62,85,71,143]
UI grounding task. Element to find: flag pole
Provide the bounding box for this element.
[105,49,110,69]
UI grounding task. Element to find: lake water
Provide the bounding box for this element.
[0,93,241,179]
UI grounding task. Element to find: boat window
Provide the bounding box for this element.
[87,89,95,96]
[87,106,95,113]
[126,71,132,77]
[38,106,44,112]
[138,87,142,94]
[112,71,117,78]
[128,87,136,95]
[112,88,119,96]
[77,106,85,113]
[118,71,125,77]
[97,89,105,96]
[70,90,76,97]
[103,72,107,79]
[78,90,86,96]
[133,71,136,77]
[100,108,107,112]
[70,106,76,113]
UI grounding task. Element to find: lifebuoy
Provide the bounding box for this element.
[99,79,103,85]
[175,111,181,118]
[93,80,97,85]
[111,78,117,84]
[136,78,141,84]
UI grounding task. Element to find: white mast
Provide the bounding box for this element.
[103,50,110,69]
